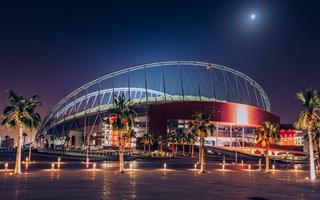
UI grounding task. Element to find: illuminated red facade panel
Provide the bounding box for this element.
[148,101,279,138]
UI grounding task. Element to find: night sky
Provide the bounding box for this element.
[0,0,320,136]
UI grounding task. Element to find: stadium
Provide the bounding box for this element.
[36,61,279,150]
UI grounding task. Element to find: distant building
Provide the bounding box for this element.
[279,124,304,147]
[1,136,14,150]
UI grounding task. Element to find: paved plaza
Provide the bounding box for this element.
[0,160,320,200]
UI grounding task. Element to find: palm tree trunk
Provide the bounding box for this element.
[119,145,124,173]
[129,138,132,156]
[28,142,32,162]
[265,143,270,173]
[171,144,174,156]
[143,144,146,154]
[182,143,185,156]
[14,125,23,174]
[199,142,202,164]
[160,144,163,152]
[317,141,320,168]
[199,137,205,173]
[175,144,178,155]
[148,143,151,154]
[192,144,194,157]
[308,126,316,180]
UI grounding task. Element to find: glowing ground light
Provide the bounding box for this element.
[222,164,225,170]
[164,163,167,170]
[272,164,275,171]
[258,159,262,170]
[51,163,55,171]
[58,157,61,163]
[294,165,298,171]
[250,14,256,20]
[25,157,29,162]
[248,164,251,171]
[194,163,197,170]
[93,162,96,170]
[4,163,8,171]
[130,163,133,170]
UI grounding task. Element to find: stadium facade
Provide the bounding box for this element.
[36,61,279,150]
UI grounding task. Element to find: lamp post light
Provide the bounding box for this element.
[163,163,167,171]
[51,163,55,171]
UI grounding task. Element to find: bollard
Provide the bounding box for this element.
[130,163,133,170]
[4,163,8,171]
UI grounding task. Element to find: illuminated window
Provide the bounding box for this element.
[236,106,248,125]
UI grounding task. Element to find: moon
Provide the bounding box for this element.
[250,14,256,20]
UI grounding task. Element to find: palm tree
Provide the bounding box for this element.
[1,91,41,174]
[64,135,71,149]
[191,112,212,173]
[167,132,176,156]
[168,132,179,156]
[312,120,320,167]
[180,134,188,156]
[188,132,197,157]
[127,129,136,155]
[141,133,153,155]
[294,89,320,180]
[107,94,137,173]
[157,135,166,152]
[256,121,279,173]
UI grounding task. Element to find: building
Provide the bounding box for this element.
[278,124,304,151]
[1,135,14,150]
[36,61,279,150]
